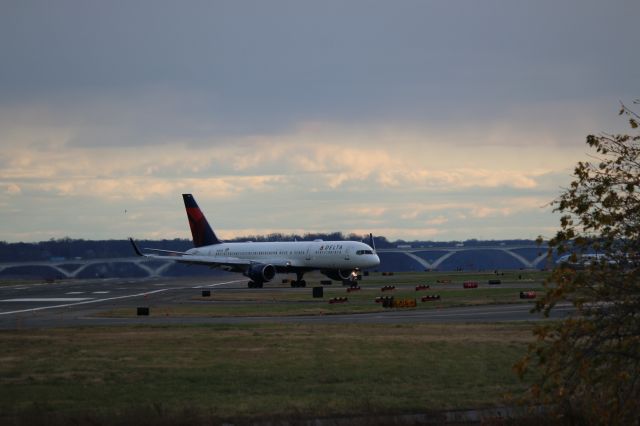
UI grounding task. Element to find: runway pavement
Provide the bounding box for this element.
[0,276,573,329]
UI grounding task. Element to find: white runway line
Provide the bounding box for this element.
[66,291,85,295]
[1,298,93,302]
[92,291,109,294]
[192,279,246,289]
[0,288,171,316]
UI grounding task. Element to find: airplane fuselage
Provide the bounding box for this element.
[188,240,379,270]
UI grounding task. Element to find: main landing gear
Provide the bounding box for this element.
[248,281,264,288]
[290,272,307,288]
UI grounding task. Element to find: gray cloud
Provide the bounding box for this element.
[1,0,638,242]
[2,0,638,137]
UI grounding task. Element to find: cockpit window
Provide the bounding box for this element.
[356,250,373,255]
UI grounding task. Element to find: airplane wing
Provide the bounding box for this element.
[129,238,292,269]
[141,248,191,256]
[130,238,249,268]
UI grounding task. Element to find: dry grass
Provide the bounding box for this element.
[0,322,537,424]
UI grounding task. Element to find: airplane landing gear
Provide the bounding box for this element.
[290,272,307,288]
[248,281,264,288]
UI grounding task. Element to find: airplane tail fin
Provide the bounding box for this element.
[182,194,222,247]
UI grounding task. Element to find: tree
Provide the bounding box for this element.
[515,101,640,424]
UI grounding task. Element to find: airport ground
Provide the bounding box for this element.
[0,271,566,424]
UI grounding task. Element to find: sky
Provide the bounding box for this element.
[1,0,639,243]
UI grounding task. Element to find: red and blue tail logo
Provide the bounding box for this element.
[182,194,221,247]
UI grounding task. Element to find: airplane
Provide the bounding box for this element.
[130,194,380,288]
[556,253,618,268]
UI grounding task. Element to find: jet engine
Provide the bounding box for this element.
[245,263,276,283]
[321,269,353,282]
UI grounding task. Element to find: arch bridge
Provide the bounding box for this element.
[0,257,174,279]
[376,246,549,270]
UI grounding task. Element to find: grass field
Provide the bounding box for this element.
[1,271,549,424]
[0,322,537,424]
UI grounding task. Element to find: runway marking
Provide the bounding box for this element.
[0,289,171,316]
[66,291,85,295]
[192,279,246,289]
[1,298,93,302]
[92,291,109,294]
[0,279,244,316]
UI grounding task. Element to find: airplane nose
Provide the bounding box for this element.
[372,254,381,267]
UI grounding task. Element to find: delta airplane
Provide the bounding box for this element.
[130,194,380,288]
[556,253,618,268]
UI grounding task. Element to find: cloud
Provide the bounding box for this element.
[470,206,512,219]
[4,184,21,195]
[376,168,546,190]
[347,207,388,218]
[1,1,637,241]
[0,118,571,197]
[31,176,289,201]
[351,227,444,241]
[425,216,448,226]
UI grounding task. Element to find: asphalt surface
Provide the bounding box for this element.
[0,276,573,329]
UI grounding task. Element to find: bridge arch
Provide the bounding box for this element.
[380,245,549,271]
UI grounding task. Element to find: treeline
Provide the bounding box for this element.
[0,234,538,263]
[0,239,192,263]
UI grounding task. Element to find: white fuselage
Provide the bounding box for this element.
[188,240,380,270]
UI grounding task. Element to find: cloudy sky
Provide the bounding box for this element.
[1,1,638,243]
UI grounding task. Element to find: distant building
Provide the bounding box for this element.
[396,244,412,249]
